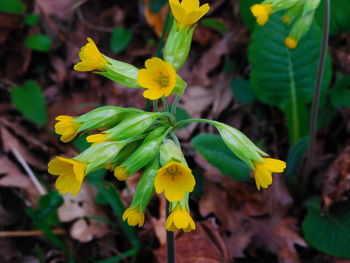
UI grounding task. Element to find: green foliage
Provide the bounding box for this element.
[24,13,40,26]
[192,134,250,180]
[110,27,133,53]
[25,34,52,52]
[238,0,260,31]
[316,0,350,35]
[231,78,256,104]
[248,14,331,144]
[303,197,350,258]
[330,74,350,108]
[0,0,25,14]
[201,18,229,33]
[11,80,47,126]
[150,0,167,13]
[175,106,190,125]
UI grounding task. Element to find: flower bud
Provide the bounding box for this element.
[159,139,187,166]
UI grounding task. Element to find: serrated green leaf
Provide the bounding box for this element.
[238,0,260,31]
[303,198,350,258]
[24,13,40,26]
[248,14,331,144]
[231,78,256,104]
[11,80,47,126]
[315,0,350,35]
[0,0,25,14]
[192,134,250,180]
[110,27,133,53]
[25,34,52,52]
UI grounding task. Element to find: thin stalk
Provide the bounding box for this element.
[170,132,181,146]
[175,118,217,129]
[166,200,175,263]
[171,95,182,115]
[153,99,159,112]
[304,0,330,191]
[161,96,170,112]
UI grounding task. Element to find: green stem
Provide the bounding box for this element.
[171,95,182,115]
[166,200,175,263]
[303,0,330,191]
[170,132,180,146]
[153,99,159,112]
[175,118,217,129]
[161,96,170,112]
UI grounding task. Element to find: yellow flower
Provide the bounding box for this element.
[253,158,286,190]
[169,0,210,27]
[137,57,176,100]
[86,133,108,145]
[55,115,81,143]
[154,161,195,202]
[284,37,298,49]
[165,204,195,232]
[73,37,107,72]
[122,206,145,227]
[114,167,129,181]
[48,157,87,196]
[250,4,273,26]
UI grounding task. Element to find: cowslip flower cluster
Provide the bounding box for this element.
[48,0,286,234]
[251,0,321,49]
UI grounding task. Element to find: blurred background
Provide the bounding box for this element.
[0,0,350,262]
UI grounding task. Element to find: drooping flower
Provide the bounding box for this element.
[284,37,298,49]
[48,157,86,196]
[253,158,286,190]
[137,57,176,100]
[74,38,107,72]
[86,133,108,145]
[250,3,273,25]
[122,206,145,227]
[55,115,81,143]
[114,166,129,181]
[169,0,210,28]
[154,161,195,202]
[165,204,195,232]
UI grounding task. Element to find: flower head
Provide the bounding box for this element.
[253,158,286,190]
[48,157,86,196]
[169,0,210,28]
[86,133,108,145]
[55,115,81,143]
[74,38,107,72]
[155,161,195,202]
[284,37,298,49]
[250,4,273,26]
[114,166,129,181]
[166,204,195,232]
[122,206,145,227]
[137,57,176,100]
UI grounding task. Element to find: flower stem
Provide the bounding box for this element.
[303,0,330,192]
[161,96,170,112]
[153,99,159,112]
[171,95,182,115]
[175,118,217,129]
[166,200,175,263]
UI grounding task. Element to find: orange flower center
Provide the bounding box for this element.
[157,73,170,88]
[167,165,178,176]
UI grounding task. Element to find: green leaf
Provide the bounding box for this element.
[25,34,52,52]
[11,80,47,126]
[238,0,260,31]
[201,18,229,33]
[303,198,350,258]
[150,0,167,13]
[110,27,133,53]
[330,74,350,108]
[24,13,40,26]
[0,0,25,14]
[192,134,250,180]
[316,0,350,35]
[248,14,332,144]
[175,106,190,126]
[230,78,256,104]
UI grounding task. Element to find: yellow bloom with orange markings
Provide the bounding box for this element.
[165,204,195,232]
[137,57,177,100]
[284,37,298,49]
[48,157,86,196]
[169,0,210,28]
[122,206,145,227]
[74,38,107,72]
[250,3,273,26]
[86,133,109,145]
[154,161,195,202]
[253,157,286,190]
[55,115,81,143]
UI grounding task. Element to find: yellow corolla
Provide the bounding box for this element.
[55,115,81,143]
[73,37,107,72]
[165,204,195,232]
[169,0,210,27]
[154,161,195,202]
[122,206,145,227]
[86,133,108,145]
[253,158,286,190]
[137,57,177,100]
[250,4,273,26]
[114,166,129,181]
[48,157,87,196]
[284,37,298,49]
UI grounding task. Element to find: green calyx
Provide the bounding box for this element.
[159,139,187,167]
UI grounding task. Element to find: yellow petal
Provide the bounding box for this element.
[137,69,157,88]
[145,57,165,74]
[264,158,287,172]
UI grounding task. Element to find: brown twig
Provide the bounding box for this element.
[0,229,65,238]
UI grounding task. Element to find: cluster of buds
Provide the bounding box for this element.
[48,0,286,233]
[250,0,321,49]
